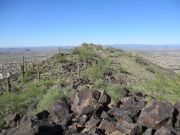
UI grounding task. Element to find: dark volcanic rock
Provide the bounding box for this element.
[2,90,180,135]
[82,115,101,133]
[99,118,117,134]
[36,110,50,120]
[173,101,180,128]
[143,128,155,135]
[50,99,70,126]
[154,127,174,135]
[119,96,146,122]
[138,100,173,129]
[113,108,133,123]
[70,90,102,116]
[71,78,90,89]
[33,122,64,135]
[116,121,143,135]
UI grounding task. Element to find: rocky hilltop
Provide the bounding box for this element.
[2,90,180,135]
[0,44,180,135]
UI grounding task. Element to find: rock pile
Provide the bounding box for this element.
[0,63,20,80]
[1,90,180,135]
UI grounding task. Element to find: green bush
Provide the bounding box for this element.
[104,84,126,102]
[135,56,148,65]
[0,79,54,129]
[83,59,111,82]
[53,54,68,63]
[118,66,131,75]
[146,66,155,73]
[72,44,97,61]
[36,89,67,113]
[134,73,180,103]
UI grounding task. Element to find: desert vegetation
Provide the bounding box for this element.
[0,44,180,134]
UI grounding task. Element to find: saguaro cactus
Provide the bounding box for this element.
[22,56,25,80]
[24,61,27,72]
[37,62,40,81]
[7,77,11,91]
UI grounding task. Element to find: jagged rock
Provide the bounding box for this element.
[173,101,180,128]
[50,99,70,123]
[154,127,174,135]
[99,118,117,134]
[119,96,146,121]
[116,121,143,135]
[100,111,109,119]
[82,115,101,133]
[138,100,173,129]
[3,90,180,135]
[143,128,155,135]
[5,119,34,135]
[110,131,126,135]
[98,90,111,105]
[33,122,64,135]
[113,108,133,123]
[78,114,88,125]
[70,90,102,116]
[64,128,78,135]
[36,110,50,120]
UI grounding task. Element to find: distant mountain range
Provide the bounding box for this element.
[109,44,180,50]
[0,44,180,51]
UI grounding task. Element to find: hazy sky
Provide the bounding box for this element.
[0,0,180,47]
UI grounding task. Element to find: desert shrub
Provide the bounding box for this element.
[0,79,54,129]
[36,88,68,113]
[106,46,125,54]
[72,44,97,61]
[146,66,155,73]
[118,66,131,75]
[17,68,35,83]
[83,58,111,82]
[53,54,68,63]
[104,84,126,102]
[106,47,116,53]
[94,79,107,89]
[133,73,180,103]
[135,55,148,65]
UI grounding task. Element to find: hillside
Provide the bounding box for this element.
[0,44,180,134]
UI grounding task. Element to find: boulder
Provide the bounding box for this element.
[70,90,101,116]
[143,128,155,135]
[154,127,174,135]
[138,100,173,129]
[173,101,180,128]
[33,122,64,135]
[50,99,70,123]
[82,115,101,133]
[110,131,126,135]
[78,114,88,125]
[5,119,34,135]
[98,90,111,105]
[99,118,117,134]
[100,111,109,119]
[119,96,146,121]
[113,108,133,123]
[116,121,143,135]
[36,110,50,120]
